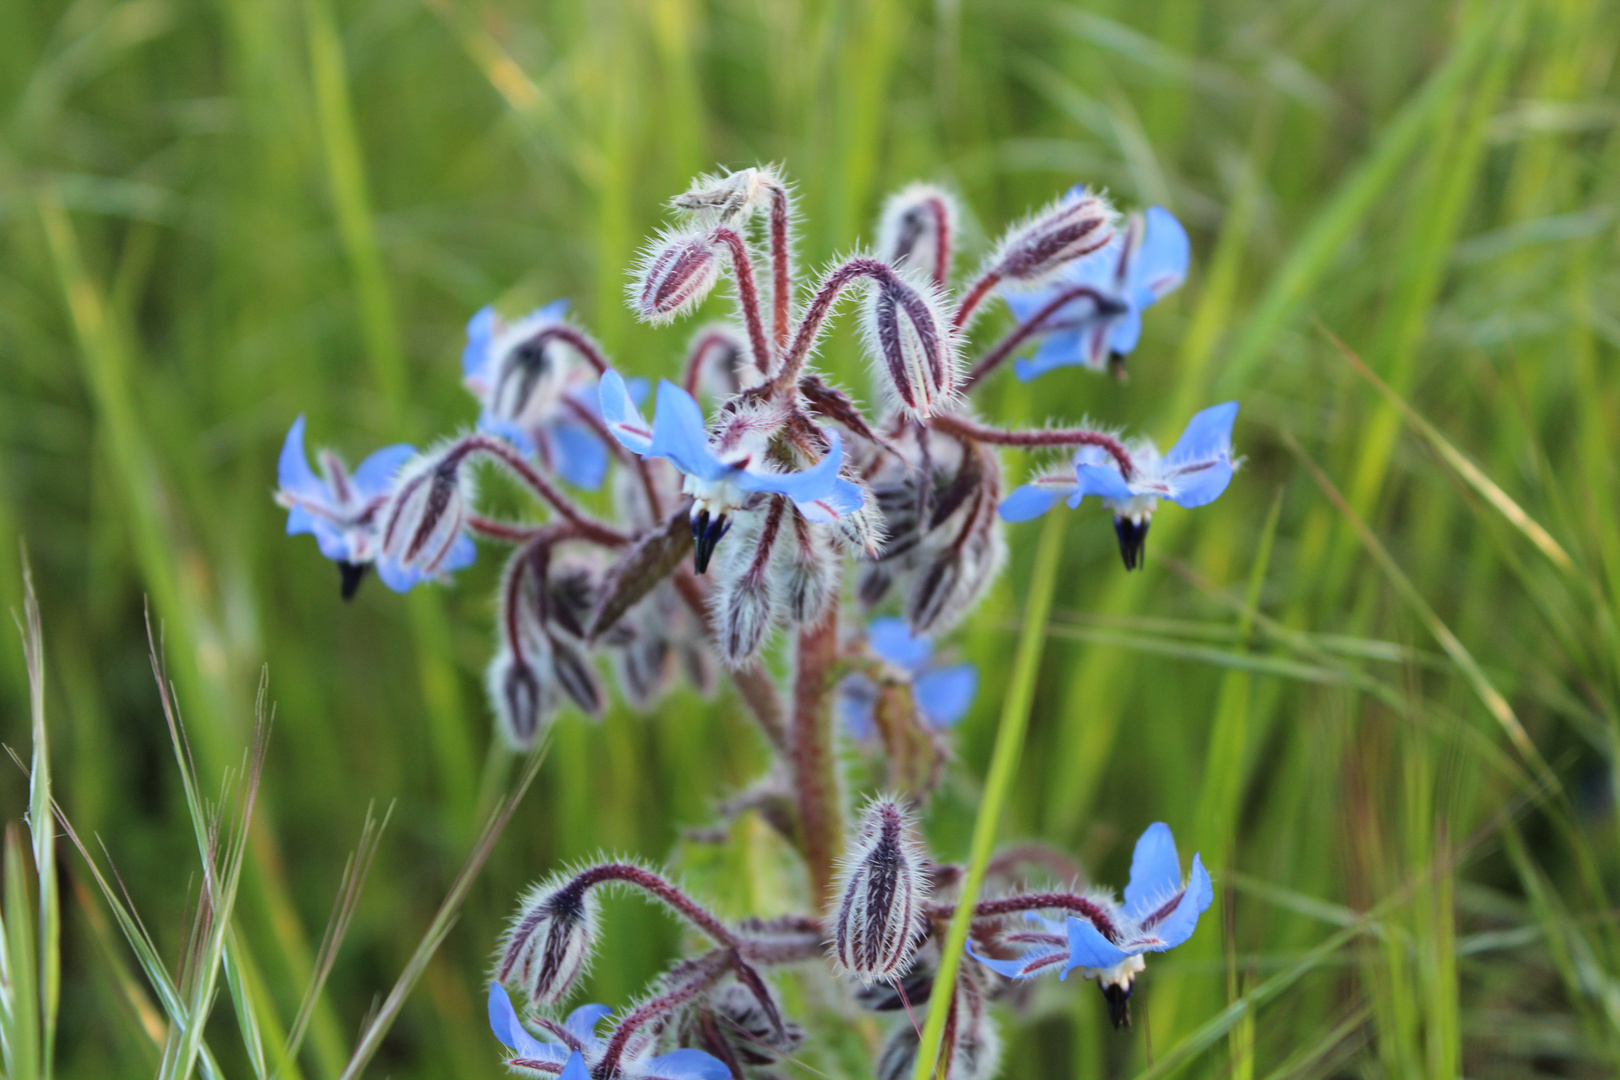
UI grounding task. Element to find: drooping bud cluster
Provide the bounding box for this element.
[275,163,1235,1074]
[830,798,929,982]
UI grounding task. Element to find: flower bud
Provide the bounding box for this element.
[488,324,572,432]
[991,187,1115,284]
[498,875,601,1005]
[548,631,604,716]
[775,514,837,623]
[633,230,721,324]
[376,450,475,590]
[831,799,929,982]
[860,271,958,420]
[671,167,775,226]
[488,646,557,750]
[878,183,956,285]
[712,506,782,666]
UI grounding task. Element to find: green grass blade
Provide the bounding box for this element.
[18,557,55,1079]
[913,510,1067,1080]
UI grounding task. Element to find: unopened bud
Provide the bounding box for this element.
[991,187,1114,284]
[878,183,956,284]
[633,230,721,324]
[860,270,958,420]
[376,450,475,590]
[775,515,837,623]
[712,506,781,666]
[548,631,604,716]
[488,647,557,750]
[488,324,572,431]
[498,875,600,1005]
[831,799,929,982]
[672,167,775,226]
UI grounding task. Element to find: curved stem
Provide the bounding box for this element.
[554,863,738,946]
[926,413,1135,480]
[951,269,1001,331]
[768,257,899,395]
[447,435,629,546]
[595,950,732,1079]
[534,324,611,376]
[932,891,1123,943]
[682,329,741,396]
[928,194,952,290]
[467,515,550,543]
[712,227,773,374]
[961,284,1119,390]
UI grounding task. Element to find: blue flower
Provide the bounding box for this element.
[967,823,1213,1027]
[839,617,977,738]
[999,403,1238,570]
[599,371,866,572]
[1005,204,1188,380]
[488,983,728,1080]
[463,300,612,490]
[274,415,416,599]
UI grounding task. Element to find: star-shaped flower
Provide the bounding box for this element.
[1005,204,1188,380]
[488,983,728,1080]
[599,371,865,571]
[999,403,1238,570]
[839,617,977,737]
[274,415,417,598]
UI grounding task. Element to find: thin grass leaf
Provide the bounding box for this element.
[16,555,55,1080]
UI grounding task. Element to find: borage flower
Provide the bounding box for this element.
[598,371,865,572]
[998,402,1238,570]
[840,617,977,738]
[1005,205,1188,380]
[463,301,612,490]
[967,823,1212,1028]
[488,983,728,1080]
[275,415,415,599]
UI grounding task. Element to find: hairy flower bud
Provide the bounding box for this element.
[376,449,475,590]
[860,270,958,420]
[878,183,956,286]
[633,230,721,324]
[775,513,837,623]
[488,646,557,750]
[991,187,1115,285]
[712,505,782,666]
[672,167,777,226]
[831,799,929,982]
[487,323,574,432]
[498,875,601,1006]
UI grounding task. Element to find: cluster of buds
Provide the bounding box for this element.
[276,165,1237,1075]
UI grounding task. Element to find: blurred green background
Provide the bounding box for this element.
[3,0,1620,1076]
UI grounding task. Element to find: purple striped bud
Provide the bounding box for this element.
[487,646,557,750]
[775,512,836,623]
[831,799,929,983]
[712,504,783,666]
[859,270,958,420]
[375,449,475,590]
[990,188,1115,285]
[878,183,956,287]
[632,230,721,324]
[497,874,600,1006]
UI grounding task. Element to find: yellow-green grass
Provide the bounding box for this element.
[1,0,1618,1077]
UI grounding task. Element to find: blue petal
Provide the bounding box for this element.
[1061,917,1131,979]
[352,443,416,500]
[913,663,976,728]
[1108,305,1143,355]
[838,674,879,740]
[564,1003,612,1045]
[1165,403,1238,468]
[998,484,1067,523]
[442,534,477,573]
[649,380,730,482]
[966,941,1057,981]
[1123,823,1183,921]
[1127,207,1189,308]
[1167,459,1233,509]
[463,306,497,382]
[1144,853,1212,951]
[488,983,554,1060]
[278,416,325,502]
[599,370,655,455]
[867,617,933,672]
[1013,332,1086,382]
[477,413,538,456]
[560,1051,591,1080]
[1068,463,1135,506]
[375,558,424,594]
[547,419,609,490]
[739,431,858,521]
[641,1049,733,1080]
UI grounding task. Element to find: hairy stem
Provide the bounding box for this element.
[926,413,1136,480]
[961,284,1119,389]
[533,324,611,375]
[712,227,773,374]
[768,257,901,395]
[449,435,629,546]
[595,950,732,1078]
[790,599,843,913]
[769,185,793,350]
[952,269,1001,331]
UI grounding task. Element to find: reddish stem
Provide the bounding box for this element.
[926,413,1135,480]
[927,194,952,290]
[467,515,548,543]
[790,600,843,913]
[449,434,629,546]
[769,185,793,350]
[768,257,901,395]
[562,397,665,521]
[712,227,773,374]
[682,329,740,396]
[952,269,1002,331]
[534,324,611,375]
[596,950,732,1079]
[934,891,1124,943]
[961,284,1117,389]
